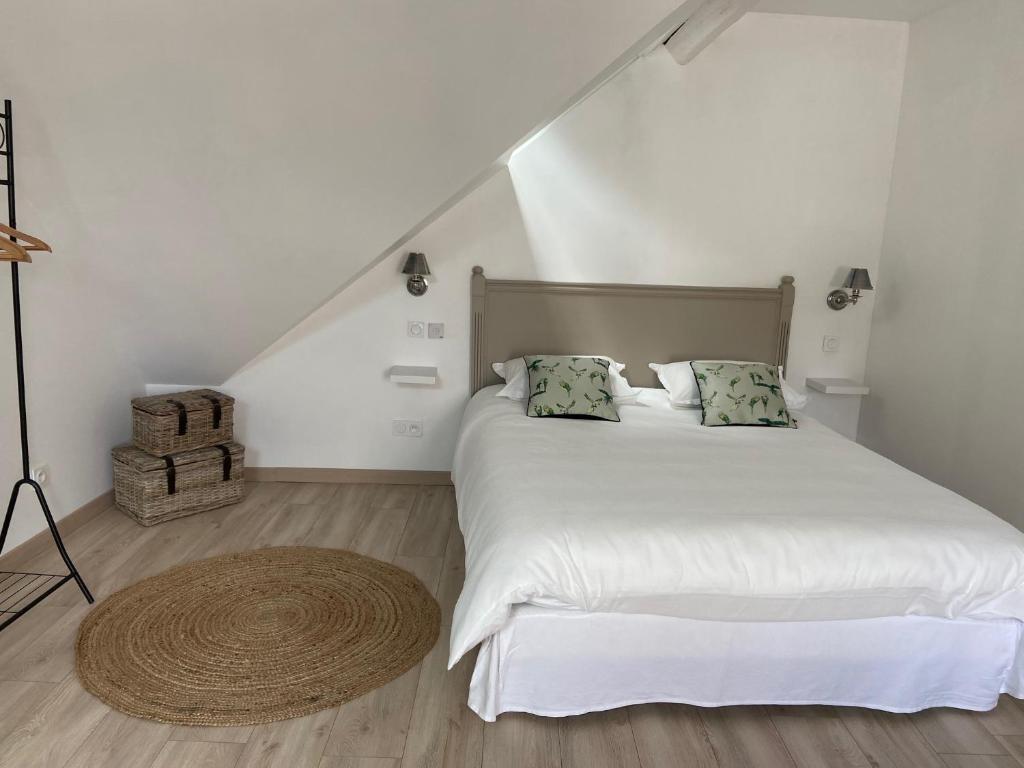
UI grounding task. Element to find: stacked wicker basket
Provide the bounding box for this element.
[112,389,245,526]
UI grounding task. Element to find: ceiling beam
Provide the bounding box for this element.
[664,0,758,64]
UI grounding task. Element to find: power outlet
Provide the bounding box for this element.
[823,335,841,353]
[392,419,424,437]
[407,321,425,338]
[30,463,51,486]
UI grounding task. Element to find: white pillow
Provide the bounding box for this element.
[649,361,807,411]
[493,356,640,404]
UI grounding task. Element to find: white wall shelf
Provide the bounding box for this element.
[389,365,438,385]
[805,377,870,396]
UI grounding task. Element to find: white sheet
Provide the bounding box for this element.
[469,606,1024,721]
[450,386,1024,667]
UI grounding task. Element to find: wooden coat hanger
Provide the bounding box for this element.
[0,222,52,263]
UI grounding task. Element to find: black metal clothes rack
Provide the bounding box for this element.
[0,99,93,631]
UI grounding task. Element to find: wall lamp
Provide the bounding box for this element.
[827,268,873,311]
[402,252,431,296]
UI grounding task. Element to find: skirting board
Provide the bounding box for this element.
[0,488,113,571]
[246,467,453,486]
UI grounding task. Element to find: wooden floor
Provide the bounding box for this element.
[2,481,1024,768]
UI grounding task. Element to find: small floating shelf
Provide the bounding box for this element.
[805,377,870,396]
[389,365,438,385]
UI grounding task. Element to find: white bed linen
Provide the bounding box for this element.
[469,606,1024,721]
[450,386,1024,667]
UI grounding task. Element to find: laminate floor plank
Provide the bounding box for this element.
[771,709,872,768]
[324,665,422,760]
[150,740,245,768]
[402,625,482,768]
[43,510,163,607]
[319,758,401,768]
[913,709,1009,756]
[168,724,255,744]
[235,708,336,768]
[482,713,560,768]
[838,708,946,768]
[249,502,325,549]
[398,487,454,558]
[980,697,1024,737]
[0,603,90,682]
[0,605,68,679]
[63,709,173,768]
[372,486,419,511]
[392,556,444,596]
[628,704,719,768]
[0,680,57,742]
[0,675,109,768]
[288,482,343,505]
[939,756,1021,768]
[349,506,413,562]
[559,709,640,768]
[303,486,376,549]
[436,521,465,629]
[197,488,300,558]
[700,707,797,768]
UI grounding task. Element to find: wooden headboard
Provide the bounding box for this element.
[470,267,795,393]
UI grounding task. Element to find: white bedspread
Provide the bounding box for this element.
[450,387,1024,667]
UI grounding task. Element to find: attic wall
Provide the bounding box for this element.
[222,13,909,469]
[859,0,1024,528]
[0,0,681,386]
[0,0,685,552]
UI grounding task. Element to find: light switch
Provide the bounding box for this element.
[428,322,445,339]
[823,335,840,353]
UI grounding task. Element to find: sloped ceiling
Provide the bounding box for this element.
[0,0,683,383]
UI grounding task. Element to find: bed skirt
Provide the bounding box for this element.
[469,607,1024,722]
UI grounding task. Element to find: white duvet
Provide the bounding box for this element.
[449,387,1024,667]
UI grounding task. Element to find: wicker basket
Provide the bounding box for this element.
[113,442,245,526]
[132,389,234,456]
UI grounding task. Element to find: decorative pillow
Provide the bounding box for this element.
[649,361,807,411]
[525,355,620,421]
[690,361,796,428]
[494,356,639,404]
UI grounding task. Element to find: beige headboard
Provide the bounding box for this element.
[470,267,795,393]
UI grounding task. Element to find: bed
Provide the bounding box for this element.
[452,267,1024,722]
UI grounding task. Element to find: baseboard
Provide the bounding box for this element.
[246,467,453,486]
[0,488,114,570]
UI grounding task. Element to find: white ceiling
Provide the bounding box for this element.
[754,0,960,21]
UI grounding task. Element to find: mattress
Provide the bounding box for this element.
[469,606,1024,721]
[450,386,1024,667]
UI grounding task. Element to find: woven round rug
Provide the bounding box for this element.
[75,546,440,726]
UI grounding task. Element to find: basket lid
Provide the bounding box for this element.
[113,441,244,472]
[131,389,234,416]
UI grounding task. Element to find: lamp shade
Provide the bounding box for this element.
[402,252,430,276]
[843,268,873,291]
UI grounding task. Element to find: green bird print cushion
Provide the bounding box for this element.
[690,361,796,428]
[524,355,620,422]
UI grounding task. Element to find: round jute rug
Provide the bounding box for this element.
[75,546,441,726]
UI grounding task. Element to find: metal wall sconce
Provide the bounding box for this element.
[827,268,873,311]
[402,252,431,296]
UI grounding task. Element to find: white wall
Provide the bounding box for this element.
[0,0,685,553]
[225,13,908,468]
[0,0,681,386]
[859,0,1024,528]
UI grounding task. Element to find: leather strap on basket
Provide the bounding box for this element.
[167,399,188,435]
[201,394,223,429]
[216,445,232,481]
[164,456,176,495]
